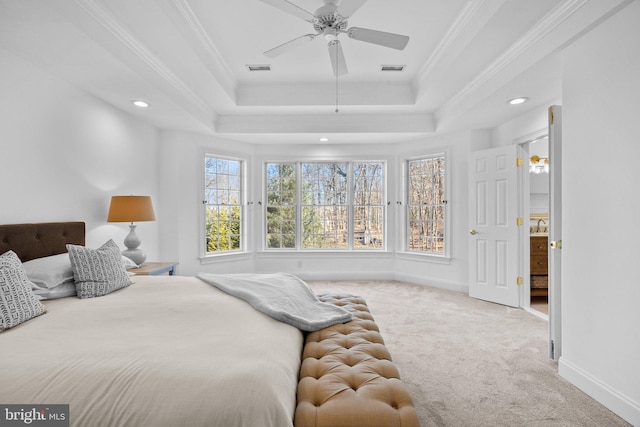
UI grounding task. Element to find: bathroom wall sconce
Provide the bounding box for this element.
[529,155,549,174]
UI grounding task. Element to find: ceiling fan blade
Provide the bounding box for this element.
[264,34,317,58]
[259,0,315,22]
[328,40,348,76]
[337,0,368,18]
[347,27,410,50]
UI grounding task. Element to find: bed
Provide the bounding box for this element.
[1,221,420,427]
[0,222,303,427]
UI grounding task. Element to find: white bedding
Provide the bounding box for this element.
[0,275,304,427]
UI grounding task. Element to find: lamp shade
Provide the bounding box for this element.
[107,196,156,223]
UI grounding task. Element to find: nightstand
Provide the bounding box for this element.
[130,262,178,276]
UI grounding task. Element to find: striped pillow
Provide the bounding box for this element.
[67,240,132,299]
[0,250,47,331]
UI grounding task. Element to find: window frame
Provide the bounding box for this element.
[402,152,451,260]
[263,159,387,252]
[200,152,246,258]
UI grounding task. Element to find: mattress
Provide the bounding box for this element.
[0,275,304,427]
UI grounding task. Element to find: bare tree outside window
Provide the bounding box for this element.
[353,163,384,249]
[407,156,446,254]
[265,161,385,250]
[204,156,242,253]
[266,163,296,248]
[301,163,348,249]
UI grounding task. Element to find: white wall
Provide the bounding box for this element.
[0,49,160,256]
[393,130,477,291]
[158,131,255,276]
[491,106,553,147]
[559,2,640,424]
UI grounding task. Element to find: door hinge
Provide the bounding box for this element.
[549,106,555,125]
[550,240,562,249]
[517,276,523,286]
[516,157,523,167]
[516,217,523,226]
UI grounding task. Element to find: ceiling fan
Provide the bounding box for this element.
[260,0,410,76]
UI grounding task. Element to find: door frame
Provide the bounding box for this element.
[514,128,549,314]
[514,113,562,361]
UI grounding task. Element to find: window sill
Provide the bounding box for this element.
[396,251,452,264]
[256,250,393,259]
[199,251,253,264]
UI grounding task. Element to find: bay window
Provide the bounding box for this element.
[266,161,385,250]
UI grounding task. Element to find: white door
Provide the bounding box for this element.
[548,105,562,360]
[468,145,521,307]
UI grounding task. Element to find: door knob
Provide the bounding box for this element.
[470,229,477,235]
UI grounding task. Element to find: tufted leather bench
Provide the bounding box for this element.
[295,293,420,427]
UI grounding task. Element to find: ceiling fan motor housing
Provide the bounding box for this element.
[314,4,348,35]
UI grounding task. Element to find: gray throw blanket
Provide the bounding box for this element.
[196,272,352,331]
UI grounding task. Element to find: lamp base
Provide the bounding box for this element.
[122,224,146,266]
[122,248,147,266]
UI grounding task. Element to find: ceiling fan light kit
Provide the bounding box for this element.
[260,0,410,77]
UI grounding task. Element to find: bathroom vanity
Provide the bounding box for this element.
[530,234,548,296]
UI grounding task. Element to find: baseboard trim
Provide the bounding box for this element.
[559,357,640,426]
[393,271,468,293]
[297,270,468,294]
[298,271,396,281]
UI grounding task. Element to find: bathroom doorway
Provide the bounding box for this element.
[516,129,550,318]
[528,135,549,316]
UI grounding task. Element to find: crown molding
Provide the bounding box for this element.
[438,0,589,117]
[414,0,492,96]
[72,0,213,117]
[171,0,237,101]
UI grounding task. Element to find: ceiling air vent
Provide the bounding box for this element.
[246,64,271,72]
[380,65,406,72]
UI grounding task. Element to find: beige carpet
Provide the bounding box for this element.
[307,280,630,427]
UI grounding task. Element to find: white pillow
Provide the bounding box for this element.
[67,240,132,299]
[32,281,77,300]
[23,253,74,290]
[121,255,139,269]
[0,250,47,331]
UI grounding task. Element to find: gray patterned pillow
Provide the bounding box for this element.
[67,240,132,299]
[0,250,47,331]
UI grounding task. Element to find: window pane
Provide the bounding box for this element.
[265,161,385,251]
[353,162,384,250]
[354,206,383,248]
[300,163,348,249]
[407,156,446,254]
[266,163,297,249]
[205,156,242,254]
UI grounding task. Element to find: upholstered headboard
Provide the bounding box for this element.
[0,222,85,262]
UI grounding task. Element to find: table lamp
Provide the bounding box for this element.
[107,195,156,265]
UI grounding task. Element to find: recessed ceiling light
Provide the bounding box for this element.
[246,64,272,72]
[132,100,149,108]
[507,97,529,105]
[380,65,406,72]
[319,137,329,142]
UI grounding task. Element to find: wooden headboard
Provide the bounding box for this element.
[0,222,85,262]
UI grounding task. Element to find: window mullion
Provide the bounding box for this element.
[349,162,356,250]
[296,162,302,250]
